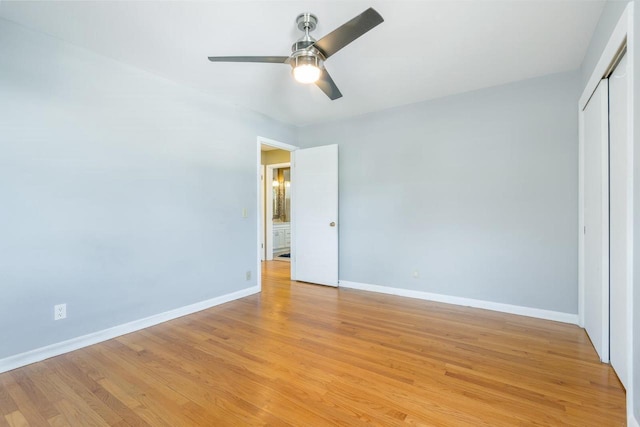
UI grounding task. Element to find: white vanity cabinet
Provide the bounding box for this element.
[273,223,291,253]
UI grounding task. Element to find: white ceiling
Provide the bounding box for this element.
[0,1,604,126]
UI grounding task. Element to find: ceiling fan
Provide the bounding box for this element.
[207,8,384,100]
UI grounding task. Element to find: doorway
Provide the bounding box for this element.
[256,137,297,287]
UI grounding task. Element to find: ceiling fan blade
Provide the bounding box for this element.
[315,68,342,100]
[312,8,383,59]
[208,56,289,64]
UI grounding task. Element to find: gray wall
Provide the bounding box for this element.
[0,19,294,359]
[298,71,580,314]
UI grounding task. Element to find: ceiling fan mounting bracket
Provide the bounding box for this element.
[296,13,318,32]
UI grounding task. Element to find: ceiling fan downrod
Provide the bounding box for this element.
[293,13,319,52]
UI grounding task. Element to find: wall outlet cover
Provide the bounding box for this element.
[54,303,67,320]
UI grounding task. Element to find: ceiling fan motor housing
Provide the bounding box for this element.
[291,12,324,70]
[291,50,323,71]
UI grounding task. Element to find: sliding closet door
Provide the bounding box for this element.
[609,53,629,386]
[582,79,609,363]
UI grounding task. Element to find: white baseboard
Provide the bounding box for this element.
[339,280,578,325]
[0,285,260,374]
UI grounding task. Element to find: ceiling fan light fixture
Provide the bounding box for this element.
[293,64,321,84]
[292,54,322,84]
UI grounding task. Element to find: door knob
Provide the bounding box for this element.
[329,222,336,227]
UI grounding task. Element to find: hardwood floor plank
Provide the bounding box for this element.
[4,411,29,427]
[46,413,71,427]
[1,374,50,427]
[82,347,205,426]
[0,261,626,425]
[10,370,58,421]
[0,376,18,419]
[53,398,108,427]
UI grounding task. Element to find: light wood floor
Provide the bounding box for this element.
[0,261,626,426]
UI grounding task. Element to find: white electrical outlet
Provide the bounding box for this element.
[412,270,419,279]
[54,303,67,320]
[246,270,251,281]
[242,208,248,218]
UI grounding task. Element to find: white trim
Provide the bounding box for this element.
[290,153,296,281]
[0,285,259,374]
[600,78,611,363]
[339,280,578,325]
[257,136,298,152]
[624,6,635,425]
[578,101,585,328]
[260,165,266,261]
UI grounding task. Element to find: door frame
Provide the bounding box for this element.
[578,0,634,403]
[265,162,291,261]
[256,136,298,290]
[260,165,266,261]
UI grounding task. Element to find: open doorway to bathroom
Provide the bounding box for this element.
[260,144,292,264]
[266,162,291,262]
[258,138,297,289]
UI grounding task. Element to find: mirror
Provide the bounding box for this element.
[272,167,290,222]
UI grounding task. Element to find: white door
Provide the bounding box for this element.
[583,79,609,362]
[292,144,338,286]
[609,53,629,386]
